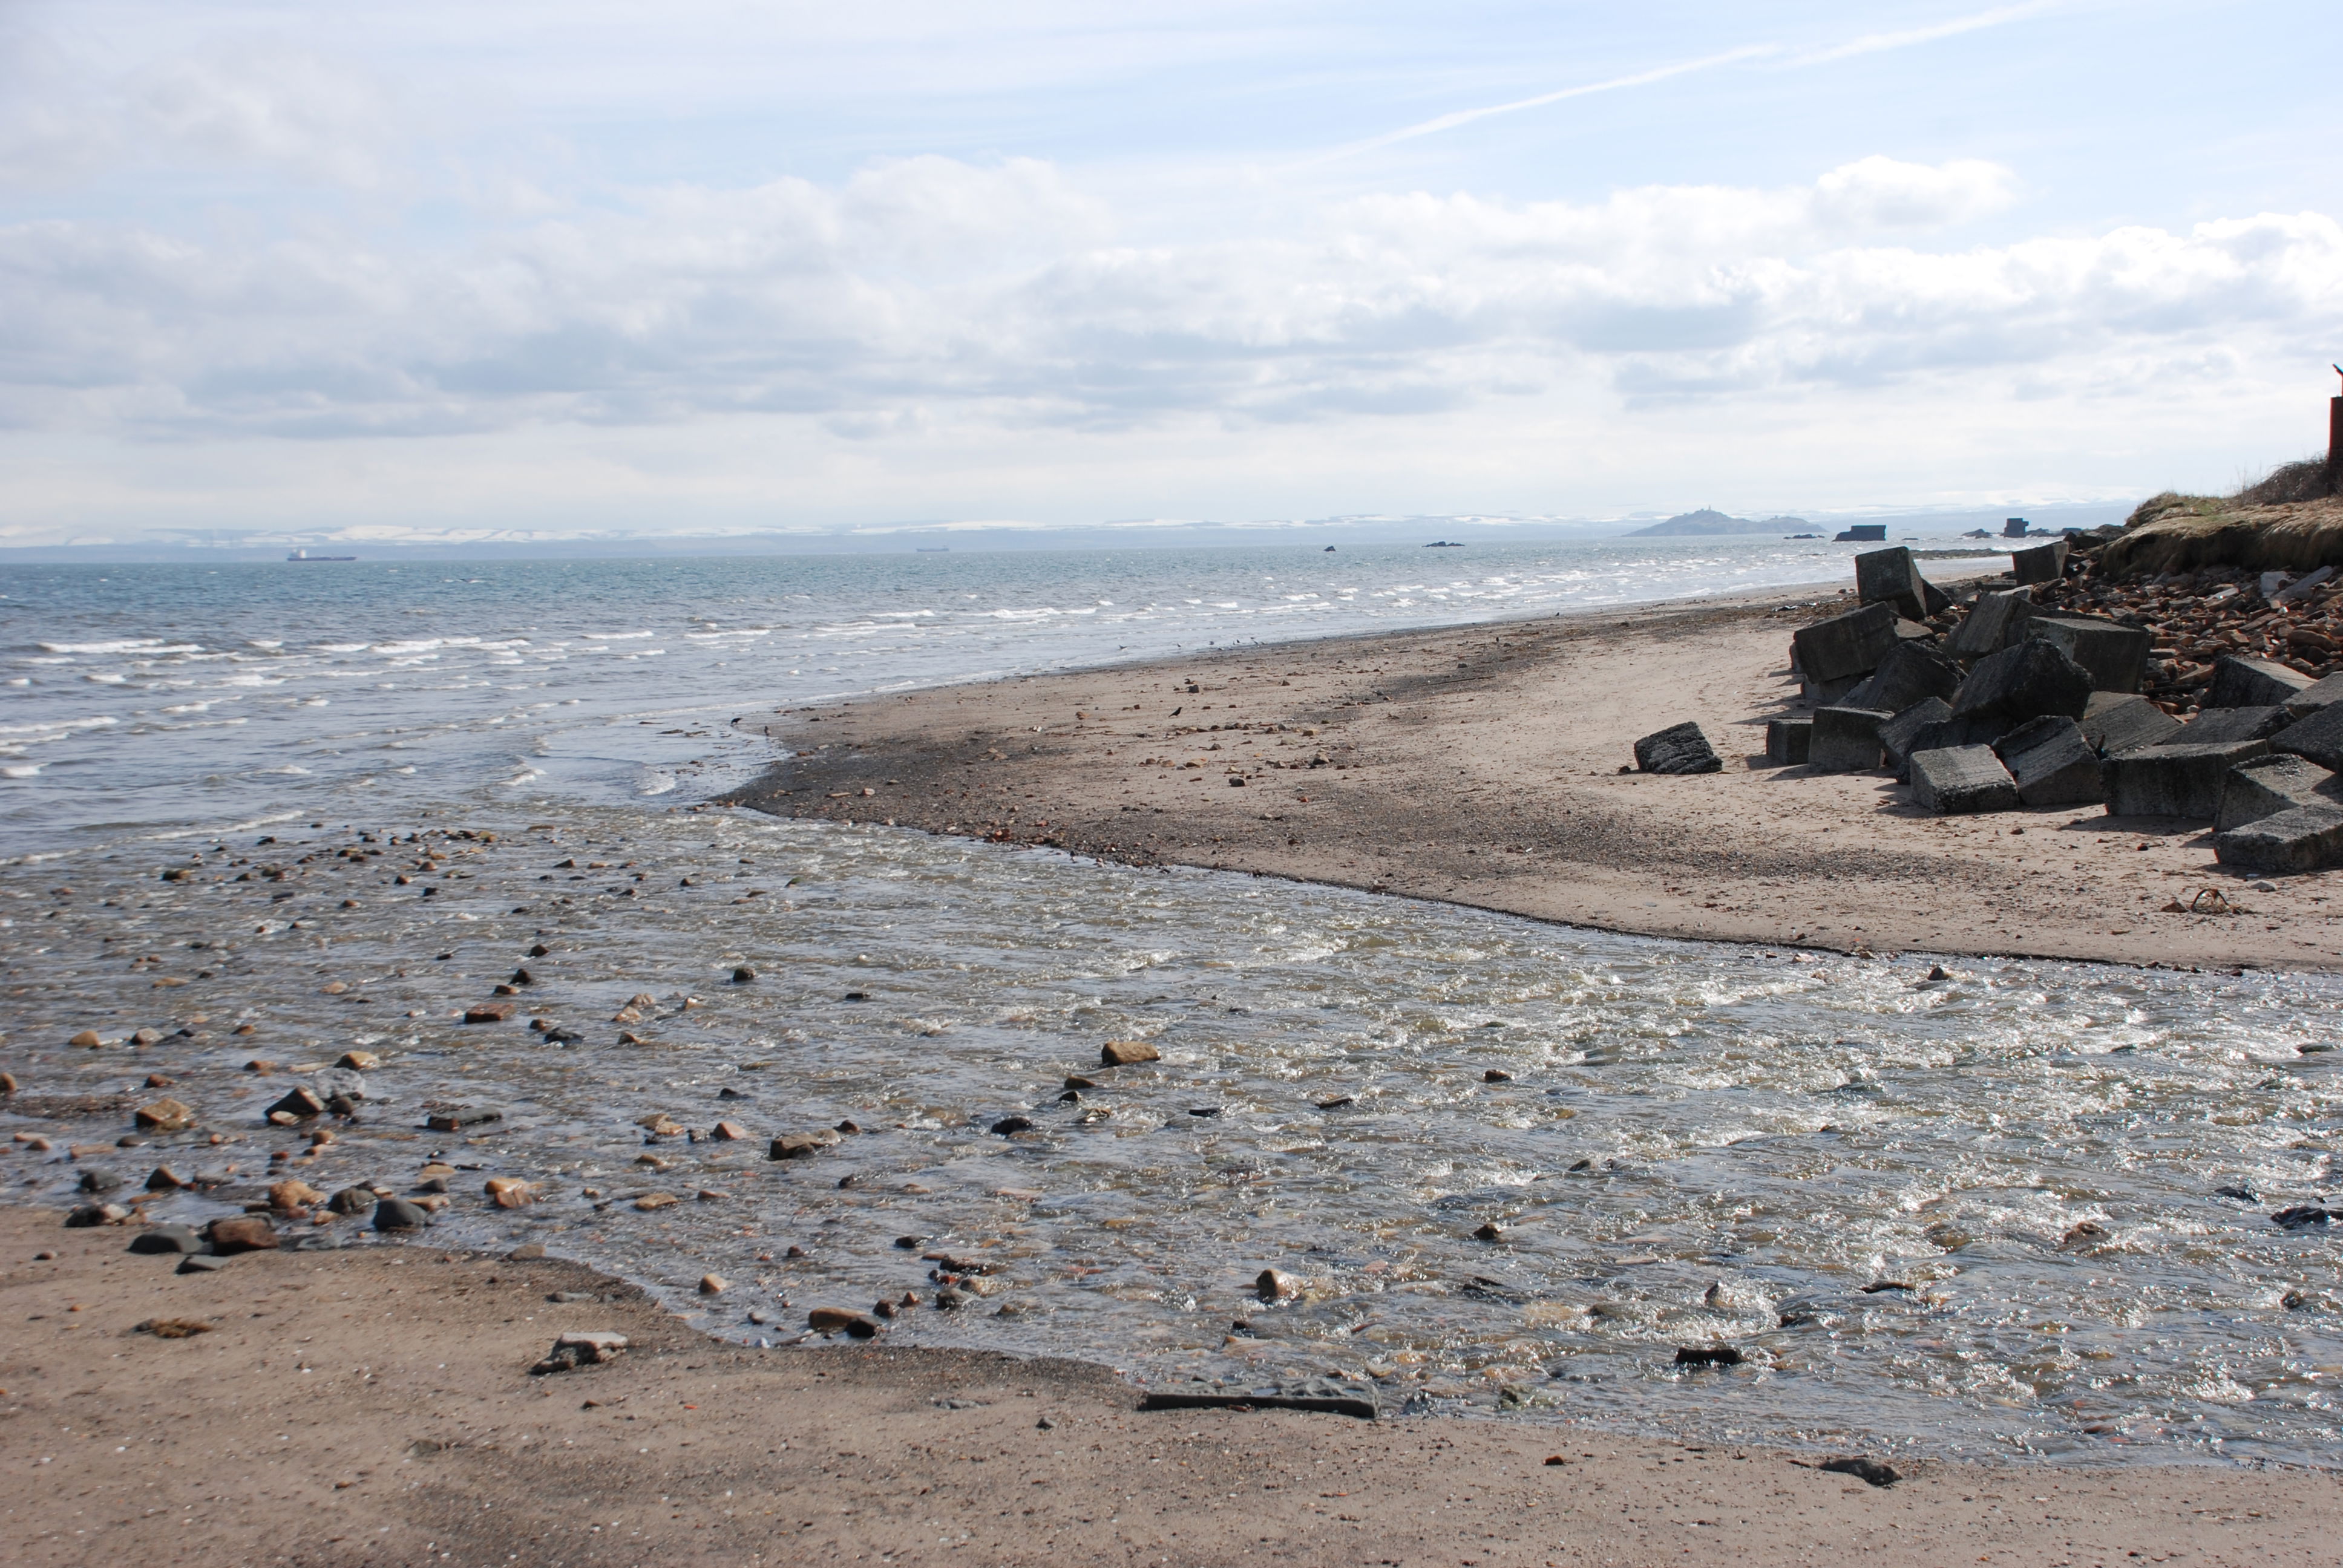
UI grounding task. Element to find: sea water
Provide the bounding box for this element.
[7,539,2341,1469]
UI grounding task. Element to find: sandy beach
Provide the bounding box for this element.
[7,1204,2340,1567]
[726,578,2342,971]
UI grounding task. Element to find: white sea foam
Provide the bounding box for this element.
[37,638,168,654]
[0,765,39,778]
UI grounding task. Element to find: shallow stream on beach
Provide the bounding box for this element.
[5,807,2342,1469]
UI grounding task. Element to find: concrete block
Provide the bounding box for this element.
[2011,538,2069,584]
[1898,713,2012,778]
[1949,639,2093,731]
[1844,641,1963,715]
[2103,739,2273,819]
[1809,707,1894,772]
[2022,615,2151,693]
[2282,672,2343,719]
[1991,715,2106,807]
[2273,564,2336,604]
[1910,745,2020,814]
[1633,721,1722,774]
[1946,588,2034,662]
[2205,655,2313,711]
[1855,547,1951,621]
[1791,603,1899,685]
[2080,691,2182,756]
[1763,716,1812,766]
[2272,698,2343,771]
[2213,803,2343,874]
[2162,705,2292,746]
[1879,697,1952,774]
[1801,673,1867,704]
[2215,754,2343,833]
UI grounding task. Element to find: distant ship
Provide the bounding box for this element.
[287,549,355,561]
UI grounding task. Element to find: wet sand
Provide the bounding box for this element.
[6,1205,2339,1567]
[729,584,2343,970]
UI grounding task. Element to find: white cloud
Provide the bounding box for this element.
[0,154,2335,466]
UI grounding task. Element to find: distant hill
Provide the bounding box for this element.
[1627,508,1811,537]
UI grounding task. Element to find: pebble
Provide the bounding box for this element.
[731,966,756,984]
[485,1176,535,1208]
[635,1192,678,1211]
[77,1168,125,1194]
[337,1051,380,1070]
[205,1215,280,1254]
[373,1197,430,1231]
[1100,1040,1161,1067]
[508,1243,546,1260]
[269,1178,326,1212]
[709,1120,750,1142]
[127,1224,204,1255]
[1482,1069,1512,1083]
[327,1186,377,1216]
[992,1115,1036,1135]
[808,1306,880,1337]
[1256,1268,1305,1302]
[267,1086,326,1121]
[768,1129,842,1160]
[65,1203,129,1227]
[68,1030,102,1048]
[698,1273,729,1295]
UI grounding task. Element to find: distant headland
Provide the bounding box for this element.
[1627,506,1811,537]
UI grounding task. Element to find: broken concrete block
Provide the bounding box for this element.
[1950,639,2093,731]
[2011,538,2069,585]
[1879,697,1953,774]
[2213,803,2343,874]
[1844,641,1963,715]
[2163,705,2292,746]
[2215,754,2343,833]
[1791,603,1900,685]
[2081,691,2182,756]
[2104,739,2273,819]
[1764,716,1812,766]
[1801,673,1868,705]
[1909,745,2020,814]
[2273,565,2336,605]
[2206,655,2313,711]
[1809,707,1894,773]
[2022,615,2150,694]
[1946,588,2034,662]
[1898,713,2011,777]
[1633,722,1723,775]
[1855,547,1951,621]
[1992,715,2106,807]
[2282,671,2343,719]
[2273,700,2343,771]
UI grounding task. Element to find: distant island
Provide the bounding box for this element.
[1627,508,1811,537]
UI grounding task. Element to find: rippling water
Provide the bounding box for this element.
[7,807,2341,1468]
[1,537,1952,857]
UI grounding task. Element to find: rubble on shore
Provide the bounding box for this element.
[1631,528,2343,873]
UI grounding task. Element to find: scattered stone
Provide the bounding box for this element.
[1139,1377,1377,1420]
[2214,804,2343,874]
[424,1106,502,1131]
[1472,1222,1504,1241]
[68,1029,102,1048]
[2206,655,2313,711]
[336,1051,379,1071]
[2105,739,2273,819]
[1992,716,2106,807]
[373,1197,430,1231]
[1100,1040,1161,1067]
[638,1112,684,1138]
[268,1178,326,1213]
[1482,1069,1512,1082]
[64,1203,128,1227]
[484,1176,536,1208]
[464,1002,515,1024]
[1673,1345,1745,1368]
[1819,1457,1901,1488]
[709,1120,750,1142]
[1854,547,1952,621]
[143,1166,189,1191]
[2080,691,2183,756]
[77,1168,123,1194]
[731,966,756,984]
[205,1215,280,1253]
[698,1273,729,1295]
[267,1086,326,1121]
[1949,639,2092,731]
[531,1330,629,1374]
[135,1318,215,1339]
[808,1307,880,1338]
[176,1253,227,1273]
[768,1129,843,1160]
[1763,716,1812,766]
[1632,721,1723,776]
[1256,1267,1306,1302]
[992,1115,1035,1135]
[2272,1206,2333,1230]
[1909,746,2020,815]
[1807,707,1893,773]
[508,1242,546,1260]
[327,1186,377,1217]
[1793,603,1901,685]
[634,1192,678,1210]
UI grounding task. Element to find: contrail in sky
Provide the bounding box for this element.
[1298,0,2070,168]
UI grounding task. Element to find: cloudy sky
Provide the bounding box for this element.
[3,0,2340,543]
